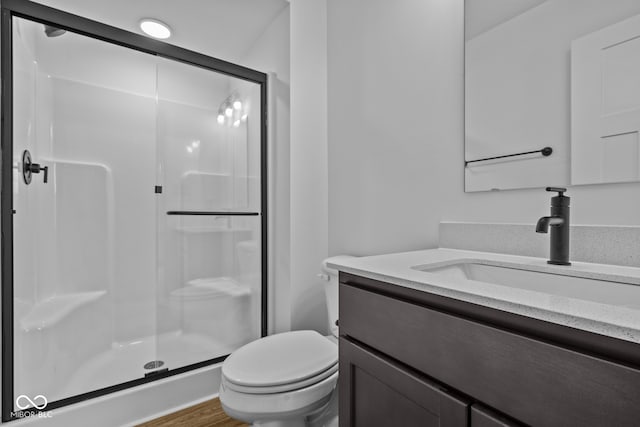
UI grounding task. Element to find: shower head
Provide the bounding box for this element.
[43,24,66,37]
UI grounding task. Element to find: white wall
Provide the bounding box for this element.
[290,0,329,332]
[328,0,463,256]
[327,0,640,258]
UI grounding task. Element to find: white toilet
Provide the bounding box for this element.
[219,256,353,427]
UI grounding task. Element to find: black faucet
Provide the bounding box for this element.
[536,187,571,266]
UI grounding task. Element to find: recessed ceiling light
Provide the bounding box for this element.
[139,19,172,39]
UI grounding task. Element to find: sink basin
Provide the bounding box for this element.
[415,260,640,309]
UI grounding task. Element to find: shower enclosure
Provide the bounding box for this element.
[1,0,267,420]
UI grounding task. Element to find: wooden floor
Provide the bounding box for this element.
[137,398,248,427]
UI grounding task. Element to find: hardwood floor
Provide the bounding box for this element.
[137,398,248,427]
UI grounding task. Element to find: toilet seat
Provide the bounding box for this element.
[222,330,338,393]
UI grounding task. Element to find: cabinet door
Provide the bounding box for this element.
[471,404,524,427]
[339,337,468,427]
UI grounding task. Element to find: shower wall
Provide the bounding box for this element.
[10,15,263,410]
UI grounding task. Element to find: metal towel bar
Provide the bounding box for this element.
[465,146,552,167]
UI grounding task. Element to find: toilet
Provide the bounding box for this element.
[219,256,353,427]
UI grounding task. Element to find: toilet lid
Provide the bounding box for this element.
[222,330,338,389]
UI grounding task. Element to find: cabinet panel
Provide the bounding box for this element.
[340,282,640,426]
[339,337,468,427]
[471,404,523,427]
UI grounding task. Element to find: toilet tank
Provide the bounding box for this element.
[321,256,354,337]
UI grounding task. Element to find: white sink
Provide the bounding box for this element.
[415,260,640,309]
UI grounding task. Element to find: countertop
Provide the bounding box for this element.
[328,248,640,344]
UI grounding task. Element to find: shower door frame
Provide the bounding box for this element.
[0,0,268,421]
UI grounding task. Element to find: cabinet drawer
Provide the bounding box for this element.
[340,282,640,426]
[339,337,469,427]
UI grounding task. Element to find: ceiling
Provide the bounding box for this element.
[32,0,289,63]
[465,0,548,40]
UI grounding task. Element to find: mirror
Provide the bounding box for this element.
[465,0,640,192]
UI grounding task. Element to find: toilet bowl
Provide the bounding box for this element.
[219,256,353,427]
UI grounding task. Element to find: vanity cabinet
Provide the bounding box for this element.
[471,405,522,427]
[339,337,469,426]
[338,272,640,427]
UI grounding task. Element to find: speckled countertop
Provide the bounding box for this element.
[328,248,640,344]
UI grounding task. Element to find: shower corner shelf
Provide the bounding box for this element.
[175,226,252,233]
[20,291,107,332]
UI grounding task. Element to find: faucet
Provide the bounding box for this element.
[536,187,571,265]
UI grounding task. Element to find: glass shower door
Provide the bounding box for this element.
[11,16,159,407]
[155,57,263,370]
[5,4,266,419]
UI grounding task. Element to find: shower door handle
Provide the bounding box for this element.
[22,150,49,184]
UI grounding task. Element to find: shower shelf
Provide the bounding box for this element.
[167,211,259,216]
[175,226,252,233]
[174,277,252,298]
[19,291,107,332]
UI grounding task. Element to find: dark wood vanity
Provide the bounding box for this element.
[338,272,640,426]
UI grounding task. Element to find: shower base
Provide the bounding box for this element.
[15,363,222,427]
[59,331,234,401]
